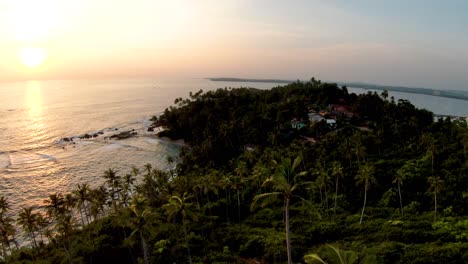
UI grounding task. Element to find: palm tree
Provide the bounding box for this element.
[315,161,329,210]
[120,173,136,207]
[73,183,91,226]
[0,197,16,258]
[0,214,17,258]
[35,213,48,245]
[304,244,358,264]
[127,196,153,264]
[193,176,218,216]
[234,160,249,223]
[17,207,39,248]
[251,156,309,264]
[355,163,376,224]
[89,185,108,220]
[103,168,122,210]
[0,197,8,215]
[393,169,406,214]
[43,193,66,222]
[162,193,199,264]
[330,161,344,217]
[352,133,366,166]
[55,214,75,263]
[428,176,444,222]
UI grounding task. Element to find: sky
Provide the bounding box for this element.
[0,0,467,90]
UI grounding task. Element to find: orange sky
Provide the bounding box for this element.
[1,0,467,89]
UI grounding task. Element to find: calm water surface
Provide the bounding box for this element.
[0,78,277,216]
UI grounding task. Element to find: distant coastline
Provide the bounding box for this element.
[208,77,468,101]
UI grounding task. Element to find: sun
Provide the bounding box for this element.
[19,47,46,68]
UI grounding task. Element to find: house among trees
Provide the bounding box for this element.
[291,118,306,130]
[308,112,324,123]
[328,104,354,118]
[326,119,337,128]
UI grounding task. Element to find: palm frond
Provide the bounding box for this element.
[304,253,328,264]
[251,192,282,211]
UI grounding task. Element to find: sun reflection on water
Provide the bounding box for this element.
[26,80,43,117]
[23,80,48,149]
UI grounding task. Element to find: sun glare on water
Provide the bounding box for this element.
[19,47,46,68]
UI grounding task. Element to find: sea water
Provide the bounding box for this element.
[0,78,278,215]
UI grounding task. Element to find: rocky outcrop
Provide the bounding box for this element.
[109,131,138,140]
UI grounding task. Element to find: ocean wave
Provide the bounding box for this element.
[94,142,143,152]
[7,151,57,168]
[0,152,11,169]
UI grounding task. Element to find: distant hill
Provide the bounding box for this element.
[208,77,468,101]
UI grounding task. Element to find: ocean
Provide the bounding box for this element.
[0,78,467,217]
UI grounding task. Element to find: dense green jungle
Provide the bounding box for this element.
[2,79,467,263]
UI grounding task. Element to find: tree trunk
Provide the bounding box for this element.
[31,230,38,248]
[285,197,292,264]
[334,176,339,217]
[140,231,149,264]
[398,181,403,214]
[225,189,230,223]
[182,221,192,264]
[324,182,329,210]
[359,185,367,224]
[318,187,323,206]
[434,188,437,222]
[84,202,91,224]
[206,193,212,216]
[2,244,7,263]
[79,207,86,227]
[237,189,241,225]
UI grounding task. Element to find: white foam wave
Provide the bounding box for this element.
[0,152,11,169]
[8,151,57,167]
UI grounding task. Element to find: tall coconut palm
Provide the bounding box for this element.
[352,133,366,166]
[0,196,16,258]
[0,214,17,258]
[234,160,249,223]
[17,207,39,248]
[330,161,344,217]
[162,193,199,264]
[35,213,48,245]
[315,161,329,210]
[55,214,75,263]
[89,185,108,220]
[73,183,91,226]
[251,156,309,264]
[43,193,66,222]
[193,176,218,216]
[103,168,122,210]
[0,197,8,215]
[393,169,406,214]
[428,175,444,222]
[355,163,375,224]
[127,196,153,264]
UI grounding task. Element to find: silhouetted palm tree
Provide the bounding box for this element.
[428,175,444,222]
[251,156,309,264]
[44,193,66,221]
[331,161,344,217]
[73,183,91,226]
[127,196,153,264]
[355,163,376,224]
[103,168,122,210]
[163,193,199,264]
[17,207,39,248]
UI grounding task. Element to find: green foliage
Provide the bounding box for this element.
[3,78,468,263]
